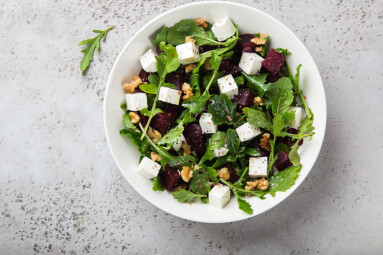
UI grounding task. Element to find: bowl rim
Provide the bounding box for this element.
[103,0,327,223]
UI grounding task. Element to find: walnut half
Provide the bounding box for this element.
[181,166,193,182]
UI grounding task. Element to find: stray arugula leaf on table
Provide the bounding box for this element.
[78,26,114,75]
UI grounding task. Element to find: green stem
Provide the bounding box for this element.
[267,139,276,177]
[193,35,238,46]
[202,69,218,96]
[220,179,264,198]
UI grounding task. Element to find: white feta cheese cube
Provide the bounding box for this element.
[249,157,268,178]
[214,145,229,157]
[125,93,148,111]
[235,122,261,142]
[199,113,217,134]
[209,184,231,208]
[139,49,157,72]
[239,52,264,75]
[212,17,236,42]
[137,156,161,179]
[172,134,185,151]
[289,106,304,128]
[158,87,181,105]
[217,74,238,99]
[176,42,200,65]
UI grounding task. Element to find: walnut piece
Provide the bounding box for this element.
[251,34,268,45]
[180,166,193,182]
[257,178,269,190]
[122,75,143,94]
[129,112,140,124]
[151,152,161,162]
[147,127,161,142]
[255,46,263,52]
[185,63,196,73]
[196,18,208,30]
[182,82,194,100]
[254,96,264,106]
[217,167,230,181]
[203,60,212,70]
[185,36,196,44]
[260,133,271,151]
[181,141,191,155]
[245,180,260,191]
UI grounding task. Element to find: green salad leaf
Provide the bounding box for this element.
[152,176,165,191]
[172,189,207,203]
[289,140,301,165]
[208,94,236,125]
[246,108,272,130]
[242,72,269,97]
[78,26,114,74]
[151,26,168,46]
[189,170,211,195]
[139,83,157,94]
[182,94,210,114]
[266,77,294,115]
[226,129,240,155]
[200,131,226,163]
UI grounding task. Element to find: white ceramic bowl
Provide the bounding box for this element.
[104,1,326,223]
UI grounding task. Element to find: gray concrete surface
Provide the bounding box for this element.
[1,0,383,254]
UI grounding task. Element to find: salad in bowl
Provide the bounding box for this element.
[119,16,315,214]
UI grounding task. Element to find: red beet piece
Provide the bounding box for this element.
[161,165,181,191]
[184,123,206,156]
[266,72,279,83]
[280,128,304,146]
[199,45,217,53]
[139,69,150,83]
[151,110,178,134]
[234,89,255,111]
[227,165,240,183]
[137,112,148,127]
[249,137,270,157]
[165,72,188,91]
[261,48,286,76]
[274,151,293,171]
[236,34,256,52]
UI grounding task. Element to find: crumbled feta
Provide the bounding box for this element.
[209,184,231,208]
[239,52,264,75]
[158,87,181,105]
[289,106,304,128]
[235,122,261,142]
[139,49,157,72]
[249,157,268,178]
[217,74,238,99]
[211,17,236,42]
[172,134,185,151]
[199,113,217,134]
[214,145,229,157]
[125,93,148,111]
[176,42,200,65]
[137,156,161,179]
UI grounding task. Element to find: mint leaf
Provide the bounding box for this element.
[151,26,168,46]
[78,26,114,75]
[242,72,269,97]
[266,77,294,115]
[152,176,165,191]
[139,83,157,94]
[246,108,273,130]
[172,189,206,203]
[208,94,236,125]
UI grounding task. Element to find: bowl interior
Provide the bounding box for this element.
[104,1,326,223]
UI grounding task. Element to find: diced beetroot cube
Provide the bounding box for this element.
[137,112,148,127]
[218,59,242,77]
[274,151,293,171]
[227,165,240,183]
[225,66,242,77]
[151,110,178,134]
[139,69,150,83]
[219,58,231,72]
[165,72,188,91]
[199,45,217,53]
[261,48,286,76]
[161,165,181,191]
[236,34,256,52]
[280,128,304,146]
[265,72,279,83]
[184,123,206,156]
[249,138,270,157]
[242,46,254,54]
[233,89,255,111]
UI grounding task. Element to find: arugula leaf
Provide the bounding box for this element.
[200,131,226,163]
[167,19,198,45]
[208,94,237,125]
[274,48,291,56]
[120,102,127,110]
[243,148,260,156]
[266,77,294,115]
[212,157,227,168]
[120,128,150,156]
[299,115,315,134]
[242,72,269,96]
[209,51,223,69]
[148,73,160,85]
[172,189,206,203]
[152,176,165,191]
[234,75,244,85]
[157,121,184,147]
[289,140,301,165]
[78,26,114,74]
[275,143,291,153]
[246,108,273,130]
[182,94,210,114]
[226,129,240,155]
[263,165,301,197]
[159,42,180,73]
[139,83,157,94]
[140,108,163,117]
[237,197,253,214]
[123,113,139,130]
[291,64,313,119]
[206,167,219,183]
[151,26,168,46]
[189,73,201,96]
[189,170,211,195]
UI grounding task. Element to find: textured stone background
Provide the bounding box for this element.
[1,0,382,254]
